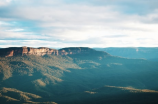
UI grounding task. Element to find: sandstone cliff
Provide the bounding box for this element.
[0,47,98,57]
[0,47,58,57]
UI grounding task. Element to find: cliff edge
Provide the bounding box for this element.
[0,47,99,57]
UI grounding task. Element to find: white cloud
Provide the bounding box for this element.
[0,0,158,48]
[6,28,24,32]
[0,0,13,6]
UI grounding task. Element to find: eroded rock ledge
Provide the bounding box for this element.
[0,46,96,57]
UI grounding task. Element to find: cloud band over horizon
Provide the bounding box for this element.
[0,0,158,48]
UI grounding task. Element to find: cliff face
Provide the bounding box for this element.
[0,47,97,57]
[0,47,58,57]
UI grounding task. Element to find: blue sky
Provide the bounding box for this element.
[0,0,158,48]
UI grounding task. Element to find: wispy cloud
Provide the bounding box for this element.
[0,0,158,48]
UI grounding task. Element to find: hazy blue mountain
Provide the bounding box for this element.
[94,47,158,61]
[1,47,158,104]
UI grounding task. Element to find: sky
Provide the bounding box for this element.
[0,0,158,48]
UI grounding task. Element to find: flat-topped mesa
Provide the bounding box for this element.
[22,47,58,56]
[0,47,99,57]
[0,47,58,57]
[58,47,96,55]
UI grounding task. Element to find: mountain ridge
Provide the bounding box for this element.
[1,46,158,104]
[0,46,101,57]
[94,47,158,61]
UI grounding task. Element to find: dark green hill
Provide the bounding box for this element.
[0,47,158,104]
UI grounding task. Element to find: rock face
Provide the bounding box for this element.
[0,47,97,57]
[0,47,58,57]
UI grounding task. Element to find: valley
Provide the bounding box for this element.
[0,47,158,104]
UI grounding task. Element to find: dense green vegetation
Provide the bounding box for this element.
[1,48,158,104]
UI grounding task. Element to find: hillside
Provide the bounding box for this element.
[0,47,97,57]
[1,47,158,104]
[94,47,158,61]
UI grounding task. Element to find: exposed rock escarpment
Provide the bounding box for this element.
[0,47,58,57]
[0,47,101,57]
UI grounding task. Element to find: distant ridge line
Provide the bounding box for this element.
[0,46,102,57]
